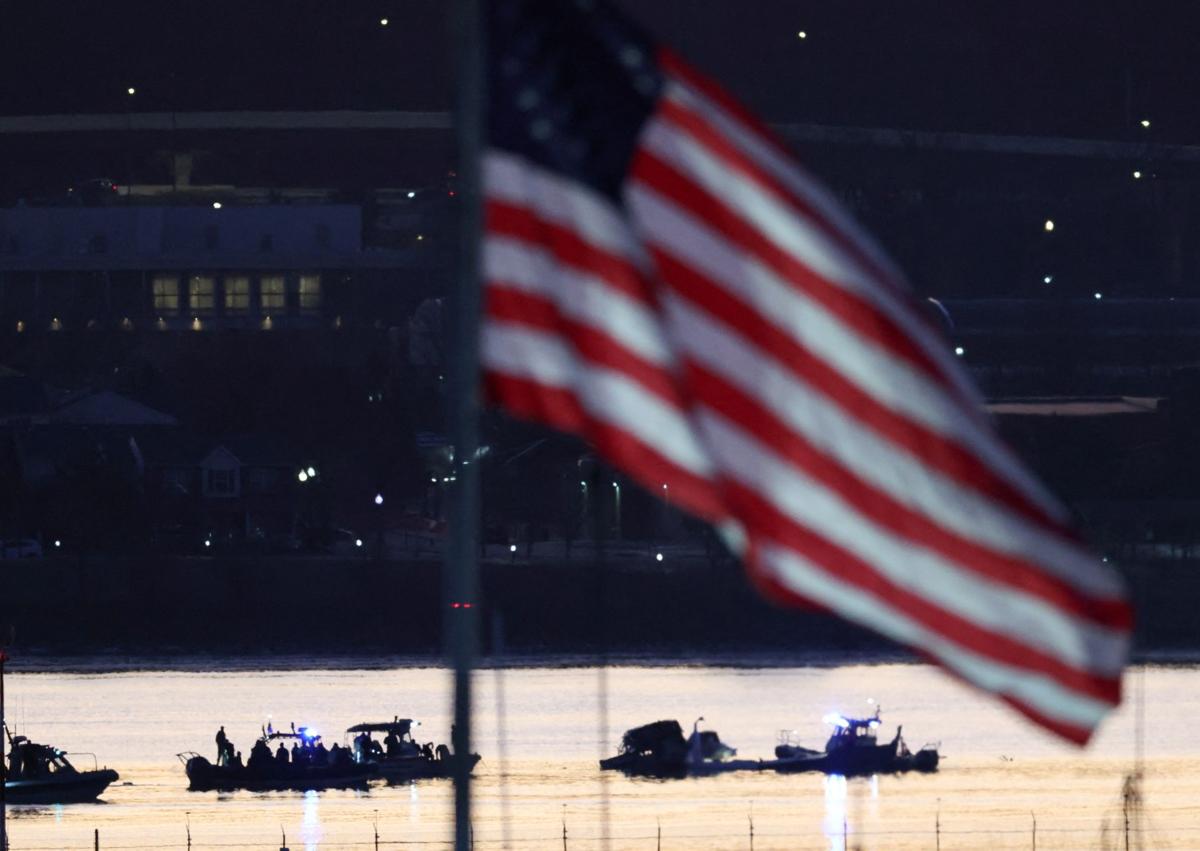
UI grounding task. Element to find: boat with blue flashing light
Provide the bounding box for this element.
[772,708,939,775]
[344,718,480,782]
[4,724,120,804]
[179,724,376,791]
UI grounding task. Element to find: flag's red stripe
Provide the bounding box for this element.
[687,361,1132,629]
[648,102,964,400]
[486,199,655,305]
[657,48,910,298]
[483,370,726,521]
[727,481,1121,705]
[485,286,679,403]
[654,96,919,326]
[645,241,1067,537]
[913,648,1100,745]
[631,146,973,411]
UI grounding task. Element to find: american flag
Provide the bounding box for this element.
[480,0,1131,743]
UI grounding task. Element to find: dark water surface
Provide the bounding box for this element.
[1,661,1190,849]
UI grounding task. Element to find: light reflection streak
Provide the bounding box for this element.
[301,789,322,851]
[823,773,848,851]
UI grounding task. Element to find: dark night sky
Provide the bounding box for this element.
[1,2,1199,139]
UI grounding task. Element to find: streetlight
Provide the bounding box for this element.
[612,481,621,539]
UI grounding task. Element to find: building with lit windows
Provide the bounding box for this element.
[0,198,440,334]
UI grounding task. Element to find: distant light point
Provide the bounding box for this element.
[1094,292,1103,300]
[954,346,965,357]
[797,31,807,39]
[1043,219,1055,232]
[1133,170,1142,179]
[380,17,389,26]
[509,544,517,553]
[126,87,136,96]
[406,191,416,199]
[212,201,222,209]
[656,552,664,562]
[1140,119,1151,129]
[374,493,384,506]
[298,470,309,482]
[1043,275,1053,284]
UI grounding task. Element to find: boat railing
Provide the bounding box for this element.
[65,751,99,771]
[176,751,202,766]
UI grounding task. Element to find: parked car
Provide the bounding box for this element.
[0,539,43,559]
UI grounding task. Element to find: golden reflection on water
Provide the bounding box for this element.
[1,662,1193,849]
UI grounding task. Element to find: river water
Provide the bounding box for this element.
[0,659,1192,850]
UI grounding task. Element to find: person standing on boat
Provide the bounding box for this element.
[215,726,228,765]
[275,742,289,764]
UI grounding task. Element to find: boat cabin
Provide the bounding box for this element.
[345,718,423,761]
[823,712,882,752]
[6,735,81,780]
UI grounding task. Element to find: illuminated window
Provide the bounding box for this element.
[152,276,180,313]
[260,275,286,311]
[224,276,250,313]
[299,274,322,312]
[188,275,215,313]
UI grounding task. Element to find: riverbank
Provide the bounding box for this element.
[0,552,1192,654]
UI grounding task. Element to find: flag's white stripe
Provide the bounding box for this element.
[667,295,1125,600]
[700,410,1127,676]
[484,235,673,368]
[484,149,647,268]
[758,542,1114,729]
[481,322,713,479]
[661,79,907,294]
[626,180,1065,522]
[642,102,986,415]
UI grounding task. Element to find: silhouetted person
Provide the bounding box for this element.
[231,751,244,769]
[315,741,328,763]
[276,743,289,764]
[328,742,345,766]
[291,742,301,765]
[249,739,271,770]
[215,726,228,764]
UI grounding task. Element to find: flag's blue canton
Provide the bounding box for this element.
[487,0,665,204]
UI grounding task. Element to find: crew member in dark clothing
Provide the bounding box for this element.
[215,726,228,764]
[276,743,290,764]
[248,739,270,770]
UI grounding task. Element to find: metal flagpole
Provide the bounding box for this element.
[1,646,8,851]
[448,0,484,848]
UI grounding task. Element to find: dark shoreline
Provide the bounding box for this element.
[4,646,1196,675]
[3,553,1194,662]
